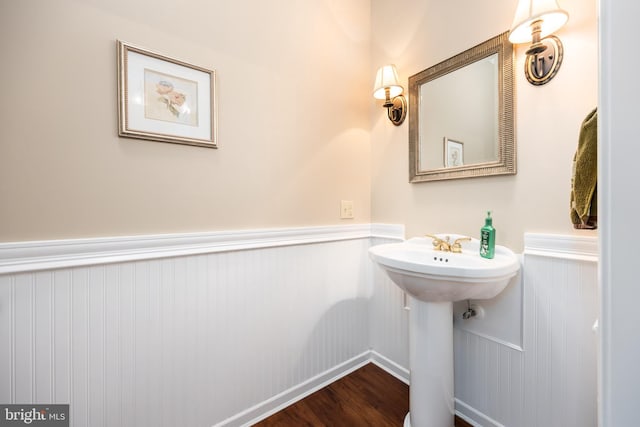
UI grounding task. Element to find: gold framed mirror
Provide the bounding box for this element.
[408,32,515,182]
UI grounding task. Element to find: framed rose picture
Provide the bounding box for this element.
[444,138,464,167]
[117,40,217,148]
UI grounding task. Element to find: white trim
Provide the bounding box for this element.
[597,2,640,426]
[455,398,505,427]
[523,233,598,262]
[598,3,612,426]
[457,328,524,353]
[215,350,409,427]
[370,350,410,384]
[0,224,398,275]
[216,351,371,427]
[370,223,405,240]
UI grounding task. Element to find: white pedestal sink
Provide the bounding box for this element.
[369,235,520,427]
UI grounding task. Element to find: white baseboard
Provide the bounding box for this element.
[213,350,410,427]
[220,348,501,427]
[214,351,371,427]
[370,350,410,385]
[455,398,505,427]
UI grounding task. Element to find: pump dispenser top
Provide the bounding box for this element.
[480,211,496,259]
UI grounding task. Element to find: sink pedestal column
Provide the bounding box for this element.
[405,299,454,427]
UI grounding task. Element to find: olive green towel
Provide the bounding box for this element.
[570,108,597,229]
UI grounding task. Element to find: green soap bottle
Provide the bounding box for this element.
[480,211,495,259]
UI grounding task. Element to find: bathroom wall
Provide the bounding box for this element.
[0,0,372,242]
[370,0,598,251]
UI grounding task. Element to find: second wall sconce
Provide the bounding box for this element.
[508,0,569,85]
[373,64,407,126]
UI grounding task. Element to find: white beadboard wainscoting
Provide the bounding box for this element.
[0,226,597,427]
[369,237,410,381]
[0,224,405,427]
[453,233,598,427]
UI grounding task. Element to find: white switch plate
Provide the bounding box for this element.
[340,200,354,219]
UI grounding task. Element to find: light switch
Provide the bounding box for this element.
[340,200,354,219]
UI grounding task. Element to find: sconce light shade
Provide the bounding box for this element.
[373,65,403,100]
[508,0,568,86]
[373,64,407,126]
[508,0,568,44]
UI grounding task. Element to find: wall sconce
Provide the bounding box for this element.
[508,0,569,85]
[373,64,407,126]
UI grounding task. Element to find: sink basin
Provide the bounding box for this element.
[369,234,520,302]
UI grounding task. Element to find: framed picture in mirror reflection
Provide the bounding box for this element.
[444,138,464,167]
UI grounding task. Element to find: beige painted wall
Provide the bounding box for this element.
[0,0,371,241]
[371,0,598,251]
[0,0,598,249]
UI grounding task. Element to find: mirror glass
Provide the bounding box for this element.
[409,32,515,182]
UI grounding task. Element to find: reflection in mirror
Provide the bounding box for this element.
[409,32,515,182]
[420,54,498,170]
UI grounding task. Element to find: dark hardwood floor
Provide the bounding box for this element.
[253,363,473,427]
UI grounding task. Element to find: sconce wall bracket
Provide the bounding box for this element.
[387,95,407,126]
[524,35,563,85]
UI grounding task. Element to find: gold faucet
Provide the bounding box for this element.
[425,234,471,253]
[425,234,452,251]
[451,237,471,253]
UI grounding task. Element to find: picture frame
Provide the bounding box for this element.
[117,40,217,148]
[444,138,464,167]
